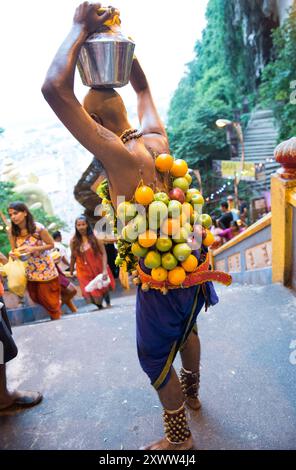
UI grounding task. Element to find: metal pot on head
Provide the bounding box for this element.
[77,8,135,88]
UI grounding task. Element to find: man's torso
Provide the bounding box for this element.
[106,134,169,207]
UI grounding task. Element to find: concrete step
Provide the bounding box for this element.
[242,146,276,151]
[241,153,275,159]
[242,152,276,158]
[247,125,277,132]
[243,135,278,142]
[243,131,278,138]
[242,141,277,147]
[247,118,277,125]
[240,152,273,162]
[250,109,275,119]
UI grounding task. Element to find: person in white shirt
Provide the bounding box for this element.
[52,231,70,272]
[227,195,240,221]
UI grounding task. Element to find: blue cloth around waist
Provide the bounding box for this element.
[136,281,219,390]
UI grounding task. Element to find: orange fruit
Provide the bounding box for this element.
[168,266,186,286]
[135,186,154,205]
[181,254,198,272]
[151,266,168,282]
[161,218,181,236]
[155,154,174,172]
[170,159,188,178]
[202,230,215,247]
[138,230,157,248]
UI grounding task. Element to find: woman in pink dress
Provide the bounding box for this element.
[70,216,115,309]
[219,221,245,243]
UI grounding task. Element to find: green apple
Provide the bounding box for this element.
[184,222,193,233]
[173,227,189,243]
[173,177,189,193]
[198,214,213,229]
[156,237,173,252]
[173,243,192,262]
[144,251,162,269]
[117,201,137,223]
[190,211,199,225]
[168,200,182,218]
[121,225,137,243]
[161,252,178,270]
[185,188,199,202]
[185,173,192,184]
[131,242,148,258]
[188,188,200,195]
[191,193,205,207]
[130,214,147,235]
[148,201,168,230]
[154,192,170,205]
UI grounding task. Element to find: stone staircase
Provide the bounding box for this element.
[237,109,280,193]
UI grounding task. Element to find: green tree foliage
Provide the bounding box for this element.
[259,6,296,141]
[0,181,65,256]
[0,182,25,255]
[167,0,257,201]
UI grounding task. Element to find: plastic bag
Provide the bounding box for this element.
[85,273,111,293]
[1,258,27,297]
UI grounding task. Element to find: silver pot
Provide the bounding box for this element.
[77,28,135,88]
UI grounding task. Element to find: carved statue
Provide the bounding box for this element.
[1,159,54,216]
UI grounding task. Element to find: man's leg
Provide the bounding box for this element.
[180,330,200,372]
[143,367,193,450]
[137,287,204,450]
[0,364,43,410]
[157,367,184,410]
[145,333,201,449]
[179,330,201,410]
[0,299,42,411]
[0,364,9,402]
[103,291,111,307]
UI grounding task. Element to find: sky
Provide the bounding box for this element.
[0,0,208,128]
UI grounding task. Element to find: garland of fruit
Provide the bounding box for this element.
[97,154,227,292]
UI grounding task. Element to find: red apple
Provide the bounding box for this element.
[169,188,185,204]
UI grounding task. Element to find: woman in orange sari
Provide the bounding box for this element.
[8,202,61,320]
[70,216,115,309]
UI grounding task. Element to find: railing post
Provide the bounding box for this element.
[272,138,296,285]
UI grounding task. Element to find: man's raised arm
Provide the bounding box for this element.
[41,2,131,169]
[130,57,167,139]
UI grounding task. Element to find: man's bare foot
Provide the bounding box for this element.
[186,396,201,411]
[0,390,43,411]
[140,435,193,451]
